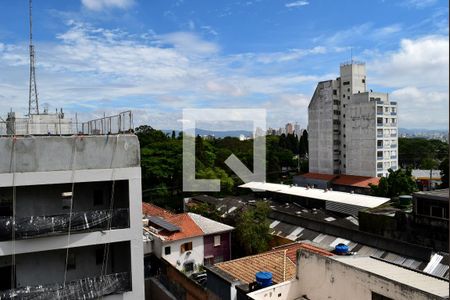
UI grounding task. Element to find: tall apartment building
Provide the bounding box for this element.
[0,134,144,299]
[285,123,294,135]
[308,62,398,177]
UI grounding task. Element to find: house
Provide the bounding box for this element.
[205,242,332,300]
[246,249,449,300]
[142,203,234,273]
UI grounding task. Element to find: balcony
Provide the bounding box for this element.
[390,133,397,137]
[391,155,397,159]
[377,145,383,149]
[0,272,130,300]
[377,157,383,161]
[0,208,129,241]
[391,144,397,148]
[377,134,383,138]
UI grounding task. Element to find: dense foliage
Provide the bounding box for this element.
[370,168,418,198]
[136,125,308,210]
[398,138,448,169]
[235,201,271,255]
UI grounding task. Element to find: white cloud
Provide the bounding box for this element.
[81,0,134,11]
[370,35,449,88]
[285,1,309,8]
[402,0,438,9]
[158,32,219,55]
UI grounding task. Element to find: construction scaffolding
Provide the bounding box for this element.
[0,272,130,299]
[0,208,129,241]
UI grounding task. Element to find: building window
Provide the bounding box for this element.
[164,246,171,255]
[184,262,194,273]
[333,100,340,105]
[347,96,350,100]
[372,292,393,300]
[333,110,341,115]
[93,190,103,206]
[362,79,366,83]
[181,242,193,253]
[67,253,76,270]
[333,89,337,95]
[343,94,346,98]
[214,235,221,247]
[377,151,383,158]
[431,206,445,218]
[347,88,350,92]
[343,81,350,85]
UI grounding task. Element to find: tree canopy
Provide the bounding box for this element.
[370,168,418,198]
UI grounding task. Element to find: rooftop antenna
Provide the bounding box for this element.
[28,0,39,115]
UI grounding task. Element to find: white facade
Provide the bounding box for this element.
[0,135,144,299]
[308,62,398,177]
[152,236,205,273]
[247,250,449,300]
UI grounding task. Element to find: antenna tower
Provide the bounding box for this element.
[28,0,39,115]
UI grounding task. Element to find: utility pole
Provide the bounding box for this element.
[28,0,39,115]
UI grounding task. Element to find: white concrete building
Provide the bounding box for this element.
[308,62,398,177]
[247,250,449,300]
[0,135,144,299]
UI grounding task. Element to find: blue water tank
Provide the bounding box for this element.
[255,271,272,287]
[335,243,349,255]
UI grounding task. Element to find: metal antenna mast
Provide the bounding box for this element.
[28,0,39,115]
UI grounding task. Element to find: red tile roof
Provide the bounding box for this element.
[142,202,175,219]
[142,203,204,241]
[332,174,380,188]
[271,242,333,262]
[300,173,337,181]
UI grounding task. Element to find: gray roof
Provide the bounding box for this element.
[188,213,234,235]
[414,189,449,201]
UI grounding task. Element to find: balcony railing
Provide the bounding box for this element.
[0,272,130,300]
[0,208,129,241]
[377,157,383,160]
[391,144,397,148]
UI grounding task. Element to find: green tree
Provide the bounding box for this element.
[235,201,271,255]
[188,202,222,221]
[370,168,418,198]
[439,158,449,188]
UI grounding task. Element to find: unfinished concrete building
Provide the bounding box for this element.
[308,62,398,177]
[0,134,144,299]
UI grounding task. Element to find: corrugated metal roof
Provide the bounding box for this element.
[188,213,234,235]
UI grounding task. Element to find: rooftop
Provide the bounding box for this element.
[414,189,448,201]
[412,169,442,180]
[240,182,389,209]
[298,172,380,188]
[214,250,296,284]
[300,173,336,181]
[333,255,449,298]
[188,213,234,235]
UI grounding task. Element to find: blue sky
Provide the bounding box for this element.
[0,0,448,129]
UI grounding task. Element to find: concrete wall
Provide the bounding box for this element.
[248,251,446,300]
[308,81,335,174]
[0,135,139,174]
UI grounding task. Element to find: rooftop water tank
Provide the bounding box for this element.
[335,243,349,255]
[256,271,272,288]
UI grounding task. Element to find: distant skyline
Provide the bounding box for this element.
[0,0,448,129]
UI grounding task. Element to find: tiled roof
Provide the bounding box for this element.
[142,202,175,219]
[215,250,296,284]
[143,203,204,241]
[332,174,380,188]
[188,213,234,235]
[271,242,333,262]
[300,173,337,181]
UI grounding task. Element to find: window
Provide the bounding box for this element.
[362,79,366,83]
[333,89,337,95]
[333,110,341,115]
[67,253,76,270]
[333,100,340,105]
[164,246,171,255]
[214,235,221,247]
[377,140,383,147]
[93,190,103,206]
[431,206,444,218]
[372,292,393,300]
[343,94,346,98]
[347,88,350,92]
[343,81,350,85]
[184,262,194,273]
[347,96,350,100]
[181,242,193,253]
[377,151,383,158]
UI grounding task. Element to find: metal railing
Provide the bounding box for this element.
[0,272,130,299]
[81,111,133,135]
[0,208,129,241]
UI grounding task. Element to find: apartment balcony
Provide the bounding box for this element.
[377,157,383,161]
[391,144,397,148]
[377,168,384,172]
[391,112,397,115]
[391,133,397,137]
[0,272,130,300]
[377,145,383,149]
[377,134,383,138]
[0,208,129,241]
[391,155,397,159]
